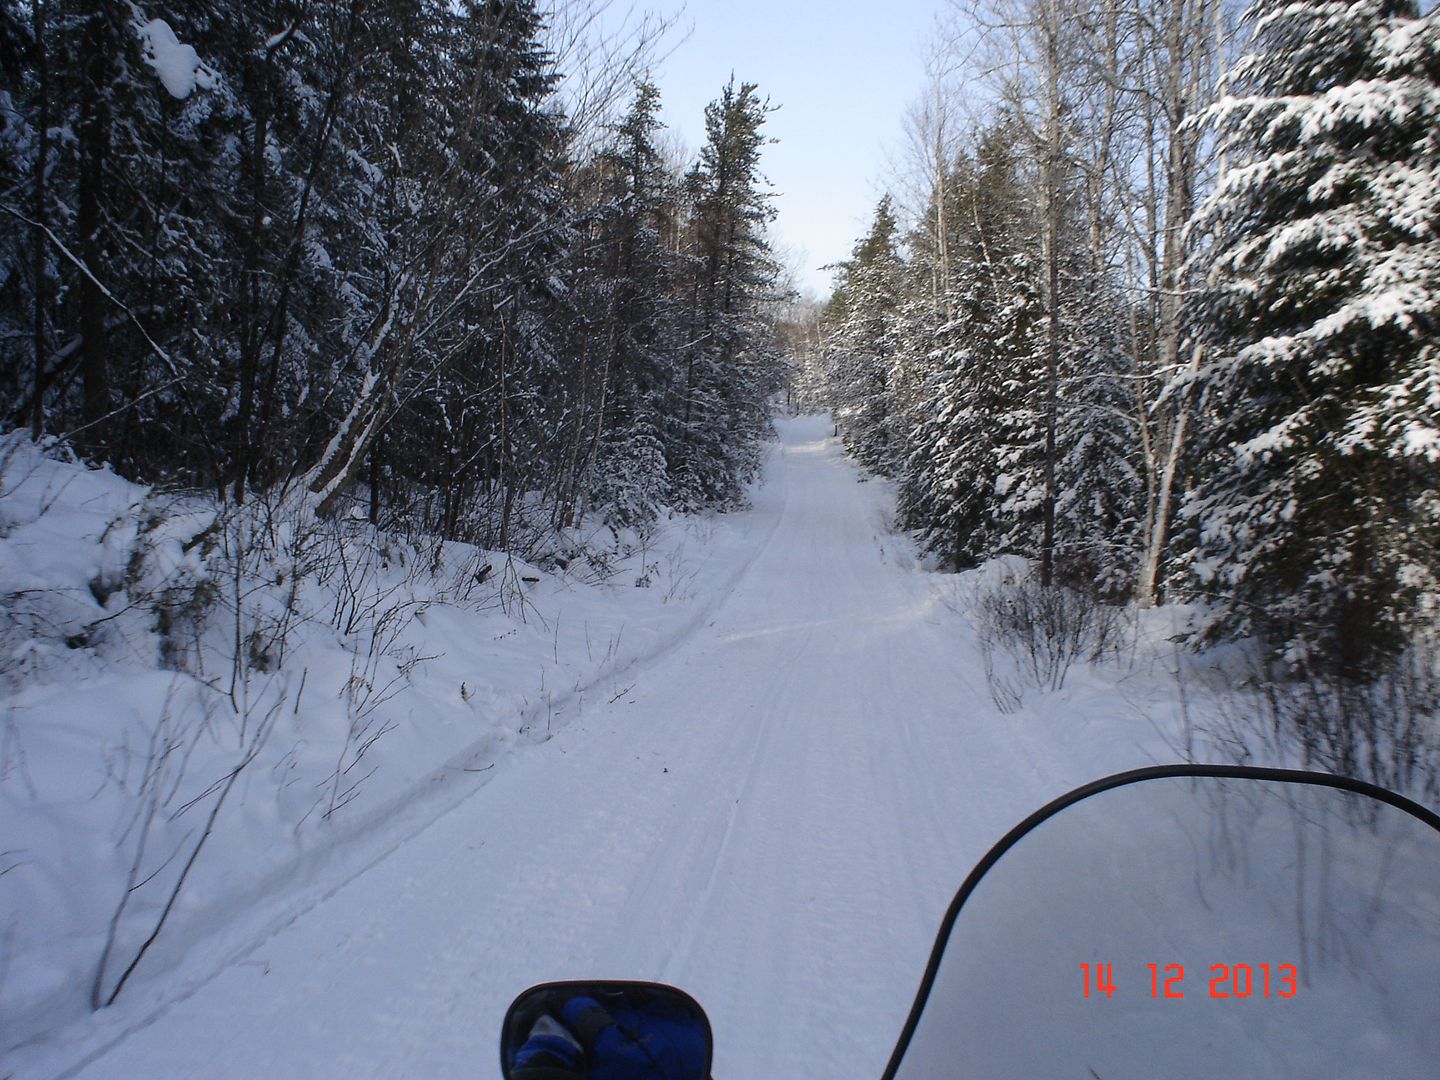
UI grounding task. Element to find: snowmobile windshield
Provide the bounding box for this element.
[886,767,1440,1079]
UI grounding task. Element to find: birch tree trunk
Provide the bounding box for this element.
[1135,0,1220,606]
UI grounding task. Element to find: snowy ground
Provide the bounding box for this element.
[7,416,1199,1077]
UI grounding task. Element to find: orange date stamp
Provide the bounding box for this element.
[1080,963,1299,1000]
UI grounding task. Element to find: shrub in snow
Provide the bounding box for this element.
[0,431,735,1048]
[967,560,1130,709]
[1198,641,1440,803]
[590,426,672,529]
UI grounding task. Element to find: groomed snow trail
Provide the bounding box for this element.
[47,416,1108,1078]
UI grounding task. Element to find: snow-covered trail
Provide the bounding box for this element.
[47,416,1129,1078]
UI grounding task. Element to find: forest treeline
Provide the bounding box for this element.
[0,0,784,547]
[803,0,1439,679]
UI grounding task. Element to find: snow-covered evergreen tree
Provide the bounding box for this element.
[569,80,685,526]
[824,197,905,473]
[1185,0,1440,673]
[895,126,1043,568]
[1055,282,1144,597]
[0,2,785,551]
[668,78,784,508]
[305,0,574,538]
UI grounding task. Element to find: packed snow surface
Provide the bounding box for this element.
[8,416,1186,1077]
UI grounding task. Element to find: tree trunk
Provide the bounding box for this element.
[232,44,274,503]
[1039,0,1063,588]
[1138,343,1199,605]
[252,5,363,491]
[30,0,49,439]
[76,4,111,446]
[1135,0,1217,606]
[307,275,408,517]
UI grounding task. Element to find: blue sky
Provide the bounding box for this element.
[647,0,949,298]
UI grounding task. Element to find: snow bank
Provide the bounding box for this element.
[0,432,761,1052]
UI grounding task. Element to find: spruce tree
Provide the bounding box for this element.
[1186,0,1440,673]
[306,0,572,536]
[896,122,1047,570]
[670,78,782,508]
[825,197,905,473]
[573,81,683,526]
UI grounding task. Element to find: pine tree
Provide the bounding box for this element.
[439,0,569,542]
[1185,0,1440,673]
[2,2,236,474]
